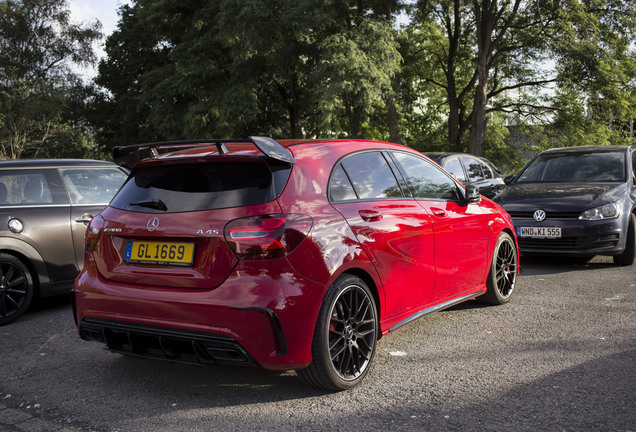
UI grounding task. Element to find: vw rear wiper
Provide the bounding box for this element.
[130,199,168,211]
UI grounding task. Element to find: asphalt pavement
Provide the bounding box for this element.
[1,255,634,431]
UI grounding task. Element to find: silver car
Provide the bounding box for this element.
[0,159,128,325]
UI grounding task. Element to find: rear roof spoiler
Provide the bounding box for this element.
[112,136,296,170]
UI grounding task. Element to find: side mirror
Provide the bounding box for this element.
[465,185,481,203]
[504,175,516,185]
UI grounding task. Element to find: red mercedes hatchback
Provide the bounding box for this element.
[73,137,519,390]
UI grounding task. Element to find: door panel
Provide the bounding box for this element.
[333,200,436,318]
[60,167,128,269]
[331,151,436,318]
[391,151,489,300]
[416,199,488,299]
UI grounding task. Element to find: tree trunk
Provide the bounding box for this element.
[289,105,302,139]
[448,94,462,152]
[346,103,363,139]
[387,95,401,143]
[468,59,488,156]
[468,0,494,157]
[383,1,401,144]
[446,0,465,153]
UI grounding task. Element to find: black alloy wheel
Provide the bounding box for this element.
[478,232,518,305]
[298,274,378,390]
[0,253,34,326]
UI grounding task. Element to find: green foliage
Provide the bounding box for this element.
[539,88,632,149]
[482,118,530,174]
[316,19,402,137]
[0,0,100,159]
[4,0,632,165]
[551,0,636,146]
[93,0,403,151]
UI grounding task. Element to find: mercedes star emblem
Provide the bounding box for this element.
[147,217,160,231]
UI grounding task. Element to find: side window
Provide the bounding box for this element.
[461,157,484,181]
[392,152,461,200]
[340,152,402,199]
[329,165,357,201]
[444,158,466,183]
[480,161,494,179]
[60,168,128,205]
[0,171,55,205]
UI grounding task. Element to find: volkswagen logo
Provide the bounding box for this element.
[147,217,160,231]
[533,210,547,222]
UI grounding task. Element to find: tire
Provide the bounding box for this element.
[614,213,635,266]
[0,253,34,326]
[298,274,378,391]
[477,232,518,305]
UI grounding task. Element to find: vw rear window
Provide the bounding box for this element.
[110,162,287,213]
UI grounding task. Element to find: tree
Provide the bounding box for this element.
[93,2,169,149]
[407,0,635,158]
[549,0,636,147]
[410,0,559,156]
[0,0,100,159]
[316,17,402,138]
[93,0,402,148]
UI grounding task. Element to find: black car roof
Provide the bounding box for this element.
[541,145,633,154]
[0,159,117,169]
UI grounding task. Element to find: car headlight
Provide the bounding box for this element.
[579,203,620,221]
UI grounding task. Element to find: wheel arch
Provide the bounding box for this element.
[501,226,520,270]
[339,267,382,334]
[0,238,48,295]
[502,226,517,245]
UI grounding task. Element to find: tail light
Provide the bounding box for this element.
[224,214,313,260]
[85,215,104,252]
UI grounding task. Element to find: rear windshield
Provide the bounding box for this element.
[516,151,626,183]
[110,161,290,213]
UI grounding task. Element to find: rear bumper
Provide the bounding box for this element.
[73,259,327,370]
[79,318,259,366]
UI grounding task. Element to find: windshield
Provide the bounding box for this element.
[516,151,626,183]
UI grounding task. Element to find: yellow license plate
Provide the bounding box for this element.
[125,240,195,266]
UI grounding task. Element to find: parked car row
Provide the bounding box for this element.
[426,147,635,266]
[1,140,634,392]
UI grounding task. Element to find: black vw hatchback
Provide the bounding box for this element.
[494,145,635,265]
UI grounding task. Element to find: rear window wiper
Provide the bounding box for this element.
[130,199,168,211]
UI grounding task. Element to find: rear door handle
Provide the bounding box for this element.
[358,210,383,222]
[75,213,94,224]
[430,207,447,217]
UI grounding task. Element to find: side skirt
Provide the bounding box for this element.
[387,290,485,333]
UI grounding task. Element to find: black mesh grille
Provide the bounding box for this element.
[508,211,580,219]
[79,319,257,367]
[519,237,579,249]
[519,233,620,251]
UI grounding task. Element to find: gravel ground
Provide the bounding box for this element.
[1,255,634,431]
